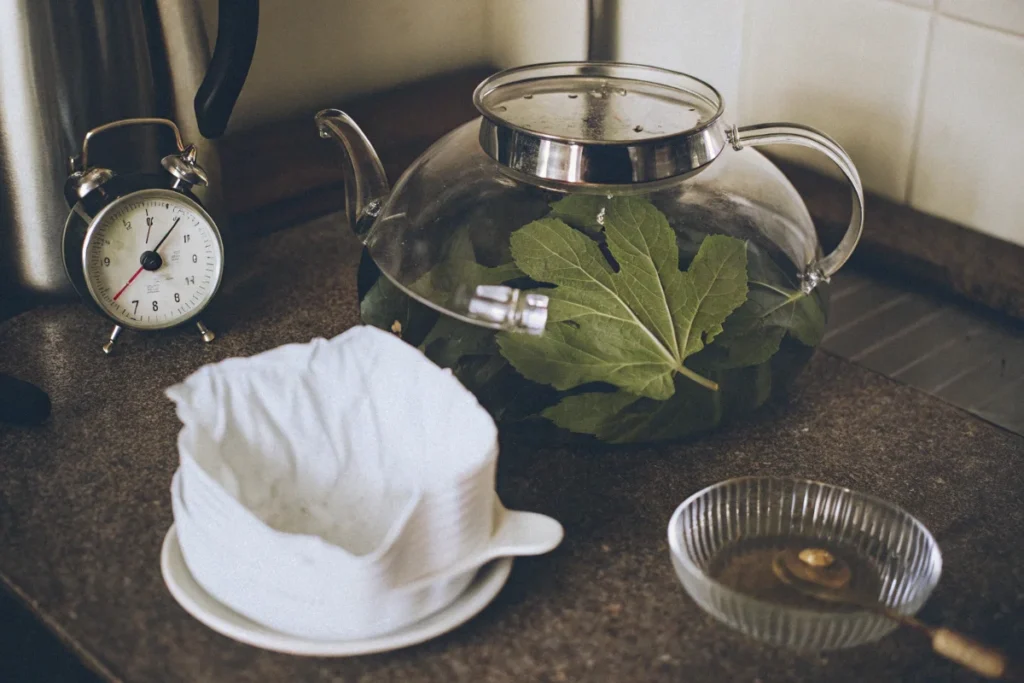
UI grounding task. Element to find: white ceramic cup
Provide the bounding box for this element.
[170,469,563,640]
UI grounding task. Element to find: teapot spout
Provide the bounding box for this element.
[315,109,390,238]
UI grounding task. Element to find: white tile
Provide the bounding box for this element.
[486,0,589,68]
[939,0,1024,36]
[910,18,1024,247]
[615,0,745,116]
[739,0,931,201]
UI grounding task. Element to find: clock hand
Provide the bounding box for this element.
[136,216,181,274]
[115,216,183,303]
[152,217,181,253]
[113,266,145,301]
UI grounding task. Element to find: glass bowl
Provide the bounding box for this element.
[668,476,942,651]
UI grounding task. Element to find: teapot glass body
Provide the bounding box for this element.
[317,63,863,444]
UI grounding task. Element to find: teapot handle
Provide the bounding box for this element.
[728,123,864,293]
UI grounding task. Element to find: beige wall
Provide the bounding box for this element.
[488,0,589,68]
[208,0,588,132]
[205,0,489,132]
[614,0,744,118]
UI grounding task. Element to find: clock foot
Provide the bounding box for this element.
[196,321,216,343]
[102,325,123,355]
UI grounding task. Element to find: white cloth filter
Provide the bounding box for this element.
[166,326,498,561]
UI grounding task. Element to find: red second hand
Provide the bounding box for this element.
[113,266,145,302]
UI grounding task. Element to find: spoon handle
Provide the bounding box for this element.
[930,628,1016,680]
[865,605,1015,679]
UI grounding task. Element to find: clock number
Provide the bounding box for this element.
[184,234,191,243]
[123,219,131,230]
[185,276,195,285]
[174,293,180,303]
[146,216,154,228]
[103,257,110,267]
[192,254,198,263]
[131,300,139,314]
[152,301,159,312]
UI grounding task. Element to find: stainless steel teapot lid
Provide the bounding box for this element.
[474,62,730,185]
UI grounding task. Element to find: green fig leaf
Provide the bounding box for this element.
[498,197,748,399]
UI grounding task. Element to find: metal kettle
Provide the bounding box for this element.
[0,0,258,303]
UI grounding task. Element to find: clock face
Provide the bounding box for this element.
[82,189,224,330]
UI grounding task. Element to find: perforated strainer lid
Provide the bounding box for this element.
[474,62,730,185]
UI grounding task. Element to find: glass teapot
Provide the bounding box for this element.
[316,63,863,445]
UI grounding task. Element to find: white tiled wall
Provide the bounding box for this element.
[603,0,1024,245]
[732,0,1024,246]
[739,0,931,203]
[909,16,1024,246]
[610,0,1024,246]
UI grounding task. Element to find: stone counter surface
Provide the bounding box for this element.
[1,215,1022,683]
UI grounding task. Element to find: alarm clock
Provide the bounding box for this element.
[62,118,225,354]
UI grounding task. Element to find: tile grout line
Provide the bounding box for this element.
[880,0,1024,41]
[927,356,996,395]
[969,370,1024,412]
[829,278,873,304]
[889,335,961,378]
[937,10,1024,41]
[848,307,946,362]
[825,272,1024,436]
[889,325,987,378]
[903,7,938,204]
[822,293,912,342]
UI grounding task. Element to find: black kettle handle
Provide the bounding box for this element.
[194,0,259,139]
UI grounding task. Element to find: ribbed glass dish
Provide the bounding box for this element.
[668,477,942,651]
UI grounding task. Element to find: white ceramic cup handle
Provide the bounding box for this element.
[729,123,865,293]
[395,507,564,593]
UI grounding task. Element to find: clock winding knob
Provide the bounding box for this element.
[64,167,116,207]
[161,144,209,190]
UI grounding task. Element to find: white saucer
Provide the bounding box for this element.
[160,525,513,656]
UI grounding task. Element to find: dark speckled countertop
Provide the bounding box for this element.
[1,213,1022,683]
